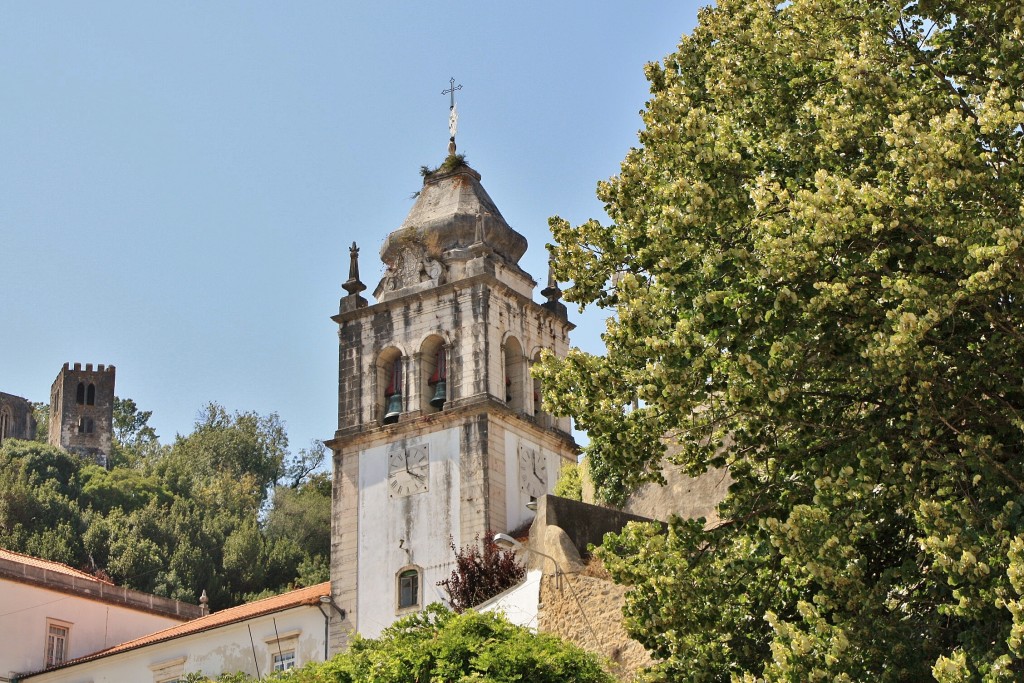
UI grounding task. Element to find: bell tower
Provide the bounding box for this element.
[326,158,576,650]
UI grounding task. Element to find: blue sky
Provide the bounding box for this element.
[0,2,703,455]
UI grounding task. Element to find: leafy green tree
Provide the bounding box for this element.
[553,460,583,501]
[265,477,331,557]
[280,440,328,489]
[1,401,319,607]
[0,441,86,566]
[113,396,158,445]
[110,396,160,467]
[80,465,171,514]
[156,403,288,502]
[538,0,1024,679]
[31,402,49,442]
[187,606,612,683]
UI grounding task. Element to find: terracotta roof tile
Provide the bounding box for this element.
[20,582,331,677]
[0,547,109,583]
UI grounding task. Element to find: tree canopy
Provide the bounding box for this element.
[538,0,1024,679]
[0,400,331,608]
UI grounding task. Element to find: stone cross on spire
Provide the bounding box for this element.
[443,77,462,155]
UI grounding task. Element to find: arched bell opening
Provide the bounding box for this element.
[419,335,448,414]
[503,336,525,413]
[377,347,404,425]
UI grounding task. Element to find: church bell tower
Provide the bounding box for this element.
[326,156,576,649]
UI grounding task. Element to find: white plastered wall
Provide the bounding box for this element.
[356,426,462,637]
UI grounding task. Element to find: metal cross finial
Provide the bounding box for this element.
[442,77,462,109]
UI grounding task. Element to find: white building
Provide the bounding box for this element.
[0,548,200,682]
[18,582,332,683]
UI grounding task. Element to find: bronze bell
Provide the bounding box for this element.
[429,379,447,409]
[428,346,447,410]
[383,393,402,424]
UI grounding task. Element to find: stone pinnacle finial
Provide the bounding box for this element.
[541,256,568,319]
[341,242,369,312]
[342,242,367,297]
[199,589,209,616]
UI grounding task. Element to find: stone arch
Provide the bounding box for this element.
[419,333,448,414]
[503,336,525,413]
[86,383,96,406]
[75,382,85,405]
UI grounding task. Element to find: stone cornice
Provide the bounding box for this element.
[326,394,577,454]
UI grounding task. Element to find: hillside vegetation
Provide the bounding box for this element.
[0,399,330,609]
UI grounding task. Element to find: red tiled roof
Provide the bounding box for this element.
[20,582,331,677]
[0,547,110,584]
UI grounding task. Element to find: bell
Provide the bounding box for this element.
[429,379,447,409]
[383,393,402,424]
[428,346,447,410]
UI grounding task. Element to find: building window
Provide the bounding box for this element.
[398,567,420,610]
[264,630,300,673]
[78,417,95,434]
[86,384,96,405]
[273,650,296,671]
[75,383,85,405]
[45,619,71,668]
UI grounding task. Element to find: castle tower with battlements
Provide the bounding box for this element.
[48,362,115,467]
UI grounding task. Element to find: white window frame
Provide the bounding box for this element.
[264,629,301,673]
[45,618,72,668]
[272,649,297,672]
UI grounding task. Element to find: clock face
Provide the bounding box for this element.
[518,444,546,499]
[388,444,429,498]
